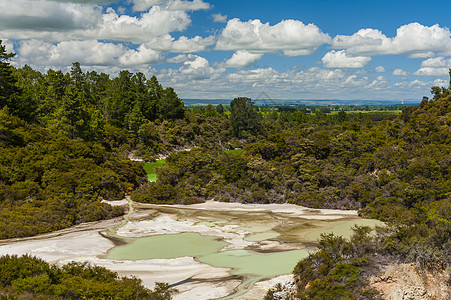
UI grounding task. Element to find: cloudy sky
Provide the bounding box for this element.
[1,0,451,101]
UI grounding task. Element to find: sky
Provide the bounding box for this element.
[1,0,451,101]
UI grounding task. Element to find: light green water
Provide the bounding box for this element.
[106,232,228,260]
[238,224,273,233]
[244,231,280,242]
[305,218,384,241]
[104,204,384,299]
[198,249,308,277]
[143,159,166,182]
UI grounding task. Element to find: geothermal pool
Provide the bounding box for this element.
[102,201,383,299]
[0,200,383,299]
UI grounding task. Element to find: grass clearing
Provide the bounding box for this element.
[143,159,166,182]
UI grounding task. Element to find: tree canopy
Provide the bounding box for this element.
[230,97,262,137]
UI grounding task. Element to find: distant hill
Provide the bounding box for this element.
[182,98,420,106]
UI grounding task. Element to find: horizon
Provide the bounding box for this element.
[181,98,420,106]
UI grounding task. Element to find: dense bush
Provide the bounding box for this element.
[0,255,174,299]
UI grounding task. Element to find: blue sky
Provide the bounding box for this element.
[1,0,450,101]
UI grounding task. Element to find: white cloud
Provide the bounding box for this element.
[118,45,162,66]
[409,79,429,88]
[131,0,163,11]
[414,67,450,76]
[283,49,316,56]
[17,39,126,66]
[131,0,210,12]
[0,4,192,44]
[212,13,227,23]
[420,56,451,68]
[154,64,433,101]
[332,23,451,57]
[146,34,215,53]
[216,18,331,55]
[416,57,451,77]
[16,39,165,67]
[367,75,388,89]
[176,55,221,80]
[167,54,190,63]
[375,66,386,72]
[82,7,191,43]
[432,79,448,87]
[0,0,101,32]
[393,68,408,75]
[222,50,263,68]
[157,55,226,94]
[408,52,435,59]
[167,0,210,11]
[228,68,279,83]
[322,50,371,68]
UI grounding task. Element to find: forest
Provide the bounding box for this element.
[1,40,450,298]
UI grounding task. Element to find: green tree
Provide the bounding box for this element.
[230,97,261,137]
[216,104,225,114]
[0,40,22,117]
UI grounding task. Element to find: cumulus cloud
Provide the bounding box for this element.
[167,54,191,63]
[167,0,210,11]
[222,50,263,68]
[432,79,448,87]
[0,4,193,44]
[420,56,451,68]
[131,0,163,11]
[212,13,227,23]
[408,52,436,59]
[283,49,316,56]
[17,39,126,66]
[393,68,407,76]
[215,18,331,55]
[15,39,165,68]
[81,7,191,43]
[118,45,162,66]
[322,50,371,68]
[146,34,215,53]
[228,68,279,85]
[375,66,386,72]
[332,23,451,57]
[157,55,227,94]
[131,0,210,12]
[176,55,220,80]
[414,67,450,76]
[415,57,451,77]
[368,75,388,89]
[0,0,101,32]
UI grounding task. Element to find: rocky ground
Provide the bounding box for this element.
[369,263,450,300]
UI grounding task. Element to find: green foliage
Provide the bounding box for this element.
[0,255,175,299]
[0,40,23,120]
[292,228,382,300]
[0,107,148,238]
[230,97,262,138]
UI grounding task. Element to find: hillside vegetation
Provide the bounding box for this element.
[0,255,173,299]
[1,40,450,298]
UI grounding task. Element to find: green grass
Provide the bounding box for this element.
[143,159,166,182]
